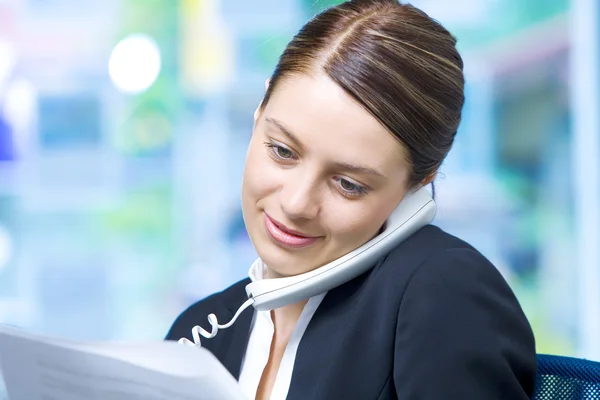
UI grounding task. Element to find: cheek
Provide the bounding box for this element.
[242,139,279,203]
[325,201,392,246]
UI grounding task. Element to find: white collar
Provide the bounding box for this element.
[240,258,327,400]
[248,258,268,282]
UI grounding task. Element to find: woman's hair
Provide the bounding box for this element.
[260,0,465,188]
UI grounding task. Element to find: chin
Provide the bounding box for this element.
[255,242,319,278]
[259,251,309,277]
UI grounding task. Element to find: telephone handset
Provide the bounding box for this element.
[179,186,435,347]
[246,186,436,310]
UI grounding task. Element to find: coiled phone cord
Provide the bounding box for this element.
[178,297,255,348]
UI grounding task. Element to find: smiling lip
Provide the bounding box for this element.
[263,213,320,248]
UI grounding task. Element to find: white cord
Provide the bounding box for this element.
[178,297,255,348]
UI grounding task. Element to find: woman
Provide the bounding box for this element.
[166,1,537,399]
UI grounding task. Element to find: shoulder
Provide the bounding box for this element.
[373,224,535,354]
[388,227,537,398]
[190,278,251,311]
[386,223,482,261]
[398,241,526,323]
[395,225,535,357]
[379,224,511,295]
[379,225,527,318]
[164,278,251,341]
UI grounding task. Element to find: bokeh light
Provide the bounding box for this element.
[108,33,161,95]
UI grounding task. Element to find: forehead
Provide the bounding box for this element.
[261,73,408,170]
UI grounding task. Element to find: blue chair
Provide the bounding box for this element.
[533,354,600,399]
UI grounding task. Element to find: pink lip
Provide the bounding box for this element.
[263,213,319,248]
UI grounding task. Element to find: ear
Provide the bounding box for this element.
[254,77,272,122]
[421,171,437,186]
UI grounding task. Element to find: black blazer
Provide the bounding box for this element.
[166,225,537,399]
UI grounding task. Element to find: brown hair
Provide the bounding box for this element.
[259,0,465,188]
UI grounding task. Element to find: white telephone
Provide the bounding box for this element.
[179,186,435,347]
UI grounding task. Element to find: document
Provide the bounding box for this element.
[0,324,248,400]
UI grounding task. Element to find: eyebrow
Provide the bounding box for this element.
[265,117,302,148]
[333,161,387,180]
[264,117,387,181]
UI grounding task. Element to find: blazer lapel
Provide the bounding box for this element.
[286,271,369,399]
[220,292,254,380]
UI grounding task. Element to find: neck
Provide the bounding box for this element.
[271,300,309,339]
[265,266,309,338]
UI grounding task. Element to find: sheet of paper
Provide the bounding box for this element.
[0,325,248,400]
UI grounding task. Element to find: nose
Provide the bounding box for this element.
[279,172,321,221]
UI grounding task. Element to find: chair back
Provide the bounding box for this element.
[533,354,600,399]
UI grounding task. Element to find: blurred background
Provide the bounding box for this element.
[0,0,598,370]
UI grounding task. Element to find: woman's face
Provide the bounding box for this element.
[242,73,411,278]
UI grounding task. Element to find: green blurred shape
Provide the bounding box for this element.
[442,0,568,51]
[112,0,183,156]
[531,316,576,357]
[513,278,577,358]
[252,33,296,70]
[299,0,568,52]
[301,0,343,15]
[96,185,173,239]
[92,184,178,277]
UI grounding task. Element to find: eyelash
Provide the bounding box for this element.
[263,141,369,198]
[335,177,368,198]
[264,142,296,162]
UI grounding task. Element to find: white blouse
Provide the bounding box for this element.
[238,259,326,400]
